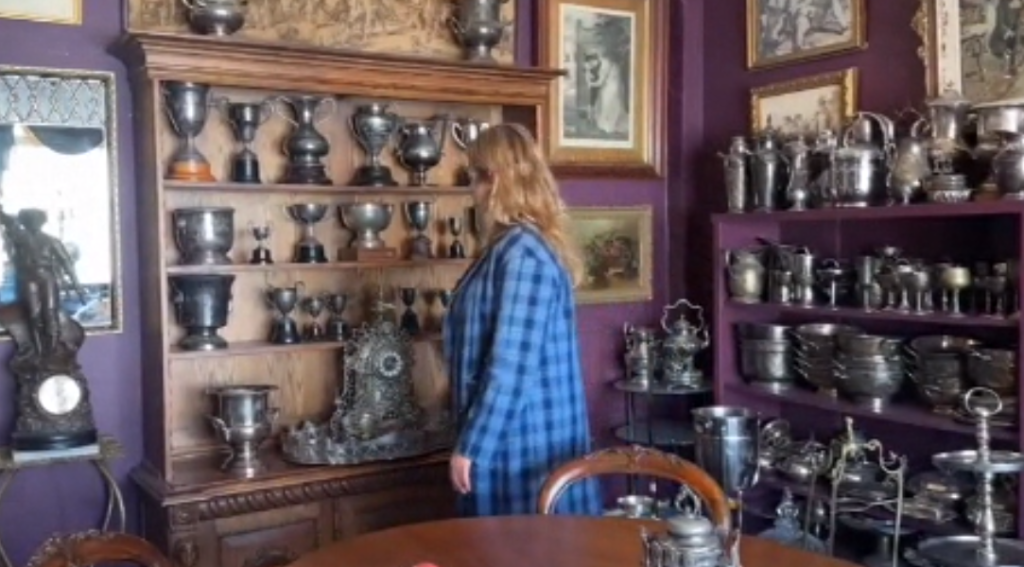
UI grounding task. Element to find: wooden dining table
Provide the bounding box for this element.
[291,516,861,567]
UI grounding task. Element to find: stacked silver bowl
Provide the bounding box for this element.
[834,333,907,412]
[736,323,795,392]
[791,323,862,396]
[905,335,979,414]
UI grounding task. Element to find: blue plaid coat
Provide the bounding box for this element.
[443,224,602,517]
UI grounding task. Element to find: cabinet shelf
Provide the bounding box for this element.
[163,180,474,196]
[165,259,472,274]
[612,379,712,396]
[726,383,1018,442]
[169,334,442,359]
[726,301,1019,329]
[712,200,1024,224]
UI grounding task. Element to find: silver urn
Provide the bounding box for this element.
[181,0,247,36]
[169,274,236,351]
[172,207,235,265]
[452,0,511,62]
[207,385,279,477]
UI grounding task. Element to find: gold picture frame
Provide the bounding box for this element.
[538,0,667,178]
[750,68,859,137]
[747,0,867,69]
[0,0,82,25]
[568,206,653,305]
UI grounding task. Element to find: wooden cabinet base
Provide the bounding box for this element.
[134,452,455,567]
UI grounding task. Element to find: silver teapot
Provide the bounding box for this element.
[624,324,659,386]
[641,488,723,567]
[659,298,709,387]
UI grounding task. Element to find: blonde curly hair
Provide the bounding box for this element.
[466,123,584,286]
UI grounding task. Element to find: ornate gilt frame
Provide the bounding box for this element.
[746,0,867,69]
[0,65,124,336]
[0,0,82,25]
[538,0,667,178]
[569,205,653,305]
[912,0,960,98]
[749,68,859,134]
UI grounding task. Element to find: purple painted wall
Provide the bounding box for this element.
[0,0,142,562]
[0,0,668,562]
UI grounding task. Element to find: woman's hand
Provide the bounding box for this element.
[450,453,473,494]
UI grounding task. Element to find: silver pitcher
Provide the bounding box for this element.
[887,119,930,205]
[719,136,750,213]
[624,324,659,386]
[207,385,280,477]
[783,138,811,211]
[725,248,765,303]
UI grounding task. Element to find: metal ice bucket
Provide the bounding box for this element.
[691,406,760,497]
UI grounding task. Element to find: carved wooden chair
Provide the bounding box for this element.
[537,445,732,533]
[26,530,172,567]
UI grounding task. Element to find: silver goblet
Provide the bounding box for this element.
[286,203,329,263]
[404,201,434,260]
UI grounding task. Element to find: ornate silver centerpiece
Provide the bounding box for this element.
[281,293,452,465]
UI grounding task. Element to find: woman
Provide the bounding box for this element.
[442,123,602,517]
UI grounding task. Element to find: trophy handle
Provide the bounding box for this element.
[272,96,298,126]
[314,97,338,123]
[294,280,306,294]
[210,95,230,114]
[448,15,465,39]
[258,98,273,125]
[452,121,466,150]
[207,415,231,442]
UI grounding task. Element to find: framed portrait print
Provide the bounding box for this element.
[914,0,1024,103]
[0,0,81,25]
[538,0,667,178]
[750,68,859,137]
[747,0,867,69]
[568,206,653,305]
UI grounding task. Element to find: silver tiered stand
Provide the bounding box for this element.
[917,388,1024,567]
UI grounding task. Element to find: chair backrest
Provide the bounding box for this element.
[537,445,732,533]
[26,531,172,567]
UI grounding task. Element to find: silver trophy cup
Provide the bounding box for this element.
[207,385,280,478]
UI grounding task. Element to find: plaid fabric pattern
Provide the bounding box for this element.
[443,224,601,517]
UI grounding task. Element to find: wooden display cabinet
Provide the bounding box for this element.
[115,32,561,567]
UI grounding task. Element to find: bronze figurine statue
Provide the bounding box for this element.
[0,205,97,452]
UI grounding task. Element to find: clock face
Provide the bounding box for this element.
[36,374,83,416]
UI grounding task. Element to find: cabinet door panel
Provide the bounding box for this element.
[335,482,455,538]
[219,520,319,567]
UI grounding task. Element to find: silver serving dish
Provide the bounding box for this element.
[907,470,974,506]
[932,450,1024,474]
[884,497,956,523]
[918,534,1024,567]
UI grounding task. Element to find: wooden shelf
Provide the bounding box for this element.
[726,383,1018,442]
[726,301,1019,329]
[170,334,443,359]
[712,200,1024,224]
[166,259,472,274]
[164,180,474,196]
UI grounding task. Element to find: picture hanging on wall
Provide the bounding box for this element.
[0,0,81,25]
[749,68,859,137]
[747,0,867,69]
[914,0,1024,103]
[538,0,667,178]
[568,206,653,305]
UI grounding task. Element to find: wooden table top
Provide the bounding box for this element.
[293,516,861,567]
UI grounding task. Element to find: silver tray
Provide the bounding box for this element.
[917,535,1024,567]
[932,450,1024,474]
[281,421,454,466]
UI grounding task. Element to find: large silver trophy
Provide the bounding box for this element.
[349,103,402,186]
[207,385,279,478]
[338,202,396,261]
[692,406,761,567]
[171,207,235,265]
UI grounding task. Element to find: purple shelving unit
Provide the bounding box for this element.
[712,201,1024,540]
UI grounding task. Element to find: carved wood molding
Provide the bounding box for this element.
[169,465,448,524]
[114,32,562,106]
[26,531,171,567]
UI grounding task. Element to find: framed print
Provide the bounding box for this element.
[538,0,667,178]
[747,0,867,69]
[568,206,653,305]
[914,0,1024,103]
[750,68,859,137]
[0,0,81,25]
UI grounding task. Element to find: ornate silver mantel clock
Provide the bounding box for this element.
[282,289,452,465]
[0,205,98,454]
